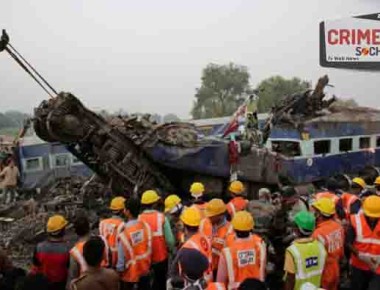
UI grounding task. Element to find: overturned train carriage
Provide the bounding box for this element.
[33,93,281,197]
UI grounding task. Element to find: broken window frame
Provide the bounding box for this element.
[339,138,353,152]
[314,139,331,155]
[270,140,302,157]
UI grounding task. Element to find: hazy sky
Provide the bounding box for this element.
[1,0,379,118]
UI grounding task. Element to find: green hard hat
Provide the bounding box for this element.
[294,211,315,232]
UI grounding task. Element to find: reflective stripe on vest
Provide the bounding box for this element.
[354,214,380,245]
[153,213,164,237]
[287,242,326,280]
[119,221,152,269]
[228,203,236,217]
[70,245,88,273]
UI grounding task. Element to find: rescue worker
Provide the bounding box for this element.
[139,189,175,290]
[284,211,326,290]
[70,237,119,290]
[314,190,339,205]
[217,211,267,289]
[374,177,380,195]
[0,159,19,204]
[175,248,226,290]
[347,195,380,290]
[32,215,70,290]
[200,199,232,275]
[226,181,248,219]
[258,188,272,204]
[312,198,344,290]
[190,182,207,217]
[351,177,367,199]
[99,196,126,268]
[170,207,212,283]
[67,215,98,286]
[117,197,152,290]
[165,194,185,248]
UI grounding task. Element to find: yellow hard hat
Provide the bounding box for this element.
[47,215,68,233]
[206,199,226,217]
[141,190,160,205]
[229,180,244,195]
[180,207,201,227]
[232,210,254,231]
[190,182,205,197]
[352,177,366,189]
[312,197,336,216]
[375,176,380,185]
[109,196,126,211]
[363,195,380,218]
[164,194,182,213]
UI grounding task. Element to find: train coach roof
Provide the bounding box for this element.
[306,106,380,123]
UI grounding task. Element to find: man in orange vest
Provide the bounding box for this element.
[176,248,226,290]
[169,207,213,283]
[139,190,175,290]
[351,177,367,199]
[67,215,92,286]
[189,182,208,216]
[200,199,232,276]
[117,197,152,290]
[312,198,344,290]
[99,196,126,268]
[226,180,248,220]
[347,195,380,290]
[216,211,267,290]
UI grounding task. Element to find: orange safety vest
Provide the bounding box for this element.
[200,219,233,270]
[315,192,339,204]
[99,217,124,268]
[139,210,168,263]
[70,237,109,274]
[221,235,266,290]
[208,282,226,290]
[312,219,344,290]
[118,220,152,282]
[350,213,380,274]
[340,193,359,219]
[181,232,213,282]
[226,197,248,218]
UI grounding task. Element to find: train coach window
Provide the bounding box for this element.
[54,154,70,167]
[271,140,301,157]
[360,137,371,149]
[314,140,331,155]
[25,158,42,172]
[339,138,352,152]
[377,136,380,148]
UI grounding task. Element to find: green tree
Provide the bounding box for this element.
[255,76,310,112]
[191,63,251,119]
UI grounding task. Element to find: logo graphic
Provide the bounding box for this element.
[320,13,380,70]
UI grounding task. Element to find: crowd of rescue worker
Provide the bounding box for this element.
[1,175,380,290]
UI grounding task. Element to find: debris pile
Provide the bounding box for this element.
[0,176,108,268]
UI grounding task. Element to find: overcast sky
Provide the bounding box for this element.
[0,0,379,118]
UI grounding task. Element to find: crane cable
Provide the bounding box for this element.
[8,43,58,96]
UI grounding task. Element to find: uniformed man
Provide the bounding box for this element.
[99,196,126,268]
[312,198,344,290]
[70,237,119,290]
[226,181,248,220]
[139,190,175,290]
[217,211,267,289]
[164,194,185,248]
[117,197,152,290]
[347,195,380,290]
[284,211,326,290]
